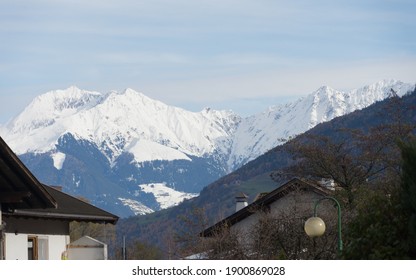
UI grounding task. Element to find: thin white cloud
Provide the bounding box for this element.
[93,51,192,65]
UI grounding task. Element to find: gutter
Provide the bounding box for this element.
[5,209,118,224]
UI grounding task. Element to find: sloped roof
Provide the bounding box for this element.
[6,185,118,224]
[201,178,331,237]
[0,137,57,210]
[68,236,106,247]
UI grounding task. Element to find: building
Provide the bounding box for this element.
[67,236,108,260]
[0,137,118,260]
[201,178,332,237]
[199,178,336,259]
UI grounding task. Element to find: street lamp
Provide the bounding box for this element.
[304,196,343,254]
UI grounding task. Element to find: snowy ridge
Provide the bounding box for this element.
[227,79,415,168]
[7,86,104,133]
[2,86,240,163]
[118,198,154,215]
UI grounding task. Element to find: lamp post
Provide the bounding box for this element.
[304,196,343,254]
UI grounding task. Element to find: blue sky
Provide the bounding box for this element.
[1,0,415,123]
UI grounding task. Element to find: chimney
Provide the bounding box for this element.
[318,178,335,190]
[235,192,248,212]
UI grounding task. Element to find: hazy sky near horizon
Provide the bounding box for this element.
[1,0,415,123]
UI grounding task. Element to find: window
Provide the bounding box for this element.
[28,236,49,260]
[27,236,37,260]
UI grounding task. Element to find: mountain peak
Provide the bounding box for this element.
[117,88,164,106]
[67,85,82,91]
[373,78,399,87]
[34,86,102,105]
[316,85,333,92]
[122,87,142,95]
[4,86,105,136]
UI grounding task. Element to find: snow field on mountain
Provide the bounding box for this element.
[138,183,198,210]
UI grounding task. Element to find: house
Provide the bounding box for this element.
[67,236,108,260]
[0,137,118,260]
[201,178,332,237]
[199,178,336,259]
[3,184,119,260]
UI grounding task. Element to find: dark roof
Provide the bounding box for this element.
[253,192,269,201]
[201,178,331,237]
[0,137,57,210]
[5,185,118,224]
[235,192,248,199]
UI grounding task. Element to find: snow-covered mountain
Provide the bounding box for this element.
[1,86,240,217]
[227,79,415,168]
[4,86,240,162]
[0,79,414,217]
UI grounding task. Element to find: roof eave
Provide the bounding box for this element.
[0,137,57,209]
[6,209,119,225]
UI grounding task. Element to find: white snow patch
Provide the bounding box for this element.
[126,175,136,182]
[51,152,66,170]
[72,174,80,188]
[118,198,154,215]
[126,139,191,163]
[139,183,198,209]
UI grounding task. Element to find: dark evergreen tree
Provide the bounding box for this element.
[399,140,416,258]
[342,140,416,259]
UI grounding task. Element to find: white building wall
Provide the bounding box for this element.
[4,233,28,260]
[67,246,107,260]
[269,191,319,216]
[48,235,70,260]
[67,236,108,260]
[4,233,69,260]
[231,212,261,236]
